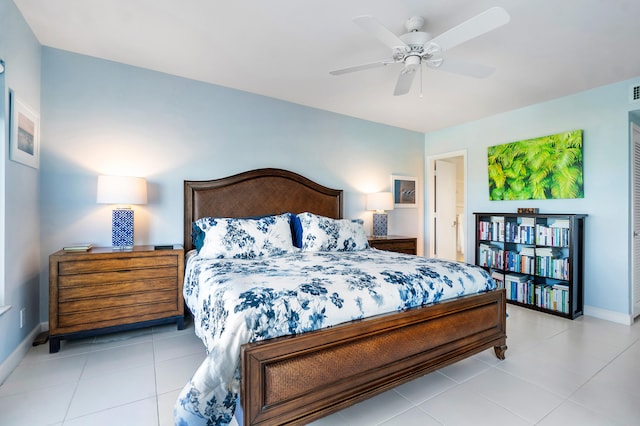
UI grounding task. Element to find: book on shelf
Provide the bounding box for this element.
[479,217,505,241]
[478,243,504,269]
[504,274,534,304]
[520,217,535,226]
[519,247,535,257]
[63,243,93,252]
[552,283,570,314]
[504,273,529,282]
[491,271,505,288]
[535,248,568,279]
[534,281,569,313]
[536,247,562,257]
[549,219,570,228]
[505,250,535,274]
[505,220,535,244]
[536,223,570,246]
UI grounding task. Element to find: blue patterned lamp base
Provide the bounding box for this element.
[112,208,134,249]
[372,213,388,236]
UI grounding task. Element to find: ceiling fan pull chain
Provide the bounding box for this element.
[420,63,424,98]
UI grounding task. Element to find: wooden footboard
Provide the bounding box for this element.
[241,288,507,426]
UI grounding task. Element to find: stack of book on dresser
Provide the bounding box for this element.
[63,243,93,252]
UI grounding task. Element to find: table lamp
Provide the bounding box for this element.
[97,175,147,249]
[366,192,394,236]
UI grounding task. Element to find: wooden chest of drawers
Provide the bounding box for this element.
[49,245,184,352]
[368,236,418,255]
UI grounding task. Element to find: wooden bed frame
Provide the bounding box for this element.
[184,168,507,426]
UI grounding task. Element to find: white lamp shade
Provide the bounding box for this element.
[366,192,394,211]
[97,175,147,205]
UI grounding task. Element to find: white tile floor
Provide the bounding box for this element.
[1,305,639,425]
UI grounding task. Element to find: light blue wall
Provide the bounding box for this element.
[39,48,425,320]
[0,0,42,368]
[425,78,640,320]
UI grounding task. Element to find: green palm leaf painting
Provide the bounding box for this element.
[488,130,583,200]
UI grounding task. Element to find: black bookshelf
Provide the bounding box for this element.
[475,212,586,319]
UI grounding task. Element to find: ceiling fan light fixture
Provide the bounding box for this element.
[405,55,421,68]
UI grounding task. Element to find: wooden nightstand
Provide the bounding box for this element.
[48,245,184,353]
[368,236,417,255]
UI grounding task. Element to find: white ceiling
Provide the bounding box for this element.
[13,0,640,133]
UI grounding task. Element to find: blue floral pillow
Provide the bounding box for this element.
[297,212,369,252]
[195,213,298,259]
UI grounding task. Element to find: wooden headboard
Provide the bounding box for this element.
[184,168,343,251]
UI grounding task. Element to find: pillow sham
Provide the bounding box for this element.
[192,213,273,252]
[297,212,369,252]
[194,213,298,259]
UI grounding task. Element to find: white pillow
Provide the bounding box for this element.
[196,213,298,259]
[297,212,369,252]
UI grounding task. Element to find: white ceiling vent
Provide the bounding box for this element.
[630,82,640,104]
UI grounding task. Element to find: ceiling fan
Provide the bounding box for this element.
[329,7,510,96]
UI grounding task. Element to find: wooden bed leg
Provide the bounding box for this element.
[493,344,507,360]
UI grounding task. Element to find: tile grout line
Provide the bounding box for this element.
[61,342,91,424]
[532,320,640,424]
[152,328,162,426]
[545,334,640,424]
[458,362,540,425]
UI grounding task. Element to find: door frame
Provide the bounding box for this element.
[631,122,640,318]
[426,150,467,259]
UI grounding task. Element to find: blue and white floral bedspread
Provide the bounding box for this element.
[174,250,495,425]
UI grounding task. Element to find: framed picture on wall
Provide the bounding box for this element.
[392,175,417,208]
[487,129,583,200]
[9,90,40,169]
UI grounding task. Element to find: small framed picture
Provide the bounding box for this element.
[9,90,40,169]
[392,175,417,208]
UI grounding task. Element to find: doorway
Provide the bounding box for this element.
[427,151,466,261]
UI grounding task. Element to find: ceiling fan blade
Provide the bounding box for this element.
[429,7,510,52]
[353,15,408,51]
[393,66,417,96]
[329,59,394,76]
[435,57,495,78]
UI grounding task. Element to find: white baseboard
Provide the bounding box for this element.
[0,323,44,385]
[0,305,12,317]
[584,305,633,325]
